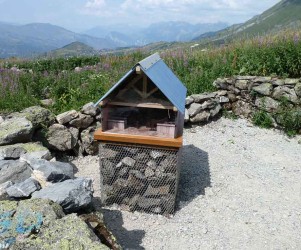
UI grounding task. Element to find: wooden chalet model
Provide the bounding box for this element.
[94,53,187,148]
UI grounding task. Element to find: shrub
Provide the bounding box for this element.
[252,110,274,129]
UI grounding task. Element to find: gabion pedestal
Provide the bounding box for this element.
[99,143,182,215]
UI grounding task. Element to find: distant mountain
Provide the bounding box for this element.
[0,22,116,58]
[45,42,98,58]
[84,21,229,47]
[193,0,301,42]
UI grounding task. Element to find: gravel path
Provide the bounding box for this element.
[73,118,301,250]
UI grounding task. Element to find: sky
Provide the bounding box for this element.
[0,0,281,32]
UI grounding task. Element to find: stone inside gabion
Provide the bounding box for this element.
[99,143,180,215]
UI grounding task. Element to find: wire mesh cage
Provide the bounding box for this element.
[99,143,181,215]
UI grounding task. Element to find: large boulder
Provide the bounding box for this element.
[81,102,100,116]
[0,117,33,146]
[0,142,51,161]
[0,199,65,249]
[0,160,32,185]
[255,97,280,112]
[69,113,94,129]
[190,92,216,103]
[81,127,98,155]
[252,83,273,96]
[45,124,77,151]
[12,213,109,250]
[295,82,301,97]
[14,106,55,128]
[6,178,41,198]
[232,100,252,117]
[56,110,79,125]
[273,86,299,103]
[29,159,74,187]
[32,178,93,213]
[190,110,210,123]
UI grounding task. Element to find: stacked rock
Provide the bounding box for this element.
[99,143,180,215]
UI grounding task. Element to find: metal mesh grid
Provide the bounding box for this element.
[99,143,181,215]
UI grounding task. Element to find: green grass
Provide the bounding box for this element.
[0,30,301,115]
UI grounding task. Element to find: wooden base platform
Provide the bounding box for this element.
[94,129,183,148]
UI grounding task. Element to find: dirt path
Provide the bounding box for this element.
[73,118,301,250]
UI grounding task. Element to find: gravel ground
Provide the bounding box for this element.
[73,117,301,250]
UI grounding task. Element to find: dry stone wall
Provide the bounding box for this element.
[186,76,301,132]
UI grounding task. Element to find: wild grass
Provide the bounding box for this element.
[0,30,301,115]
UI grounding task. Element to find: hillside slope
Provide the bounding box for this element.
[0,23,115,58]
[45,42,99,58]
[193,0,301,42]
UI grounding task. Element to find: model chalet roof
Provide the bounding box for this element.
[95,53,187,113]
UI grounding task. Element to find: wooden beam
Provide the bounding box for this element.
[133,87,144,98]
[108,101,176,110]
[143,75,147,98]
[94,129,183,148]
[145,87,159,98]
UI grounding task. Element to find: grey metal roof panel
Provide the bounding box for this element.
[94,68,134,106]
[94,53,187,114]
[142,59,187,114]
[138,52,161,71]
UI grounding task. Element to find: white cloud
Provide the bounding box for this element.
[85,0,106,9]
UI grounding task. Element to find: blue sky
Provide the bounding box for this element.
[0,0,280,31]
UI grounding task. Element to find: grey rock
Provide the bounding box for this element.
[145,167,155,178]
[190,111,210,123]
[294,82,301,97]
[255,97,280,112]
[81,102,100,116]
[232,101,252,117]
[138,197,162,209]
[150,150,164,159]
[218,96,230,103]
[144,185,170,196]
[185,96,194,106]
[228,85,241,95]
[81,127,98,155]
[13,213,108,250]
[56,110,79,125]
[188,103,202,117]
[147,160,157,169]
[118,167,129,178]
[46,124,77,151]
[40,99,54,107]
[236,76,256,80]
[129,170,145,180]
[16,106,55,128]
[252,83,273,96]
[210,104,222,117]
[272,79,285,86]
[100,159,115,185]
[235,80,249,90]
[217,90,228,96]
[0,117,33,146]
[273,86,299,103]
[6,178,40,198]
[254,77,272,83]
[0,116,4,124]
[213,78,228,89]
[285,78,299,85]
[0,146,26,160]
[0,181,13,196]
[201,100,216,109]
[20,149,52,163]
[30,159,74,186]
[69,113,94,129]
[227,93,237,102]
[191,92,216,103]
[0,160,32,184]
[184,109,189,123]
[121,157,136,167]
[32,178,93,212]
